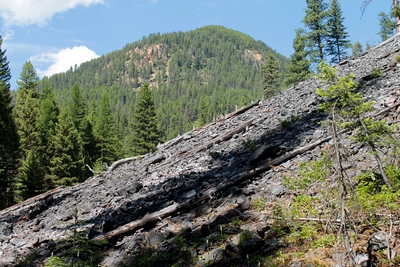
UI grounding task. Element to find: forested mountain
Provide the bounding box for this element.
[42,25,289,146]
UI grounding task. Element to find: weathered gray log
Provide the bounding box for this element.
[107,156,140,173]
[93,133,335,242]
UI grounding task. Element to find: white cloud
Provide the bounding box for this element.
[2,29,14,41]
[30,46,99,77]
[0,0,104,27]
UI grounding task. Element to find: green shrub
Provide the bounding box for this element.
[251,197,266,212]
[242,139,257,151]
[238,230,253,245]
[370,67,383,78]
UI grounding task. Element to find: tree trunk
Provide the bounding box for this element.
[395,0,400,33]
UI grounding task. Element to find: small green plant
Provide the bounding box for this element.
[312,233,336,249]
[251,197,266,212]
[242,139,257,151]
[43,208,108,267]
[395,54,400,62]
[283,153,330,193]
[46,256,70,267]
[271,204,289,236]
[238,230,253,245]
[287,223,318,246]
[281,115,301,128]
[370,67,383,78]
[229,218,242,227]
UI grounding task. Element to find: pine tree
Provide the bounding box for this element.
[0,37,20,208]
[303,0,328,65]
[351,42,363,57]
[93,92,120,166]
[14,61,44,199]
[285,29,311,86]
[69,84,86,132]
[37,78,59,189]
[326,0,350,64]
[15,61,40,158]
[261,51,280,98]
[378,11,396,41]
[48,109,85,186]
[68,83,96,174]
[130,83,160,156]
[196,96,210,127]
[0,38,11,88]
[16,150,44,200]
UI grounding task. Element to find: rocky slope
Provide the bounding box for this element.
[1,34,400,266]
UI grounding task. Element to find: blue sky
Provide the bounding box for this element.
[0,0,393,90]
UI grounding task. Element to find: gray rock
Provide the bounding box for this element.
[270,185,285,197]
[146,232,166,248]
[11,238,26,247]
[0,222,12,236]
[354,254,369,265]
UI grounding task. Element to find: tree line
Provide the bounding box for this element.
[0,42,159,208]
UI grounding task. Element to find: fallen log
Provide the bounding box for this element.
[107,156,140,173]
[92,133,336,242]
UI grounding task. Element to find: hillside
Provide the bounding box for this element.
[2,34,400,266]
[44,25,289,143]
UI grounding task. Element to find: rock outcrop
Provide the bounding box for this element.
[1,34,400,266]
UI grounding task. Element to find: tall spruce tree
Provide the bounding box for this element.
[68,83,96,174]
[48,109,85,186]
[303,0,328,65]
[326,0,350,64]
[130,83,160,156]
[15,61,40,158]
[261,51,280,98]
[93,92,120,167]
[69,84,86,132]
[14,62,44,199]
[37,78,59,189]
[0,37,20,208]
[285,29,311,86]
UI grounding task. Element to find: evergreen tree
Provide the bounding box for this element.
[0,37,20,208]
[14,62,44,199]
[351,42,363,57]
[261,51,280,98]
[15,61,40,158]
[130,83,160,155]
[303,0,328,65]
[285,29,311,86]
[68,84,96,174]
[37,78,59,189]
[378,11,396,41]
[196,96,210,127]
[16,150,44,200]
[69,84,86,132]
[48,109,85,186]
[0,37,11,88]
[326,0,350,64]
[93,92,120,166]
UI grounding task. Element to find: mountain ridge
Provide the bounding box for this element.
[43,25,289,143]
